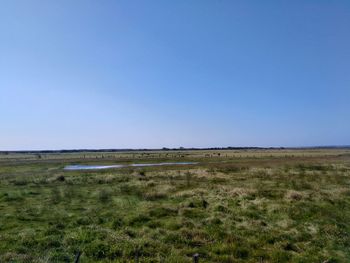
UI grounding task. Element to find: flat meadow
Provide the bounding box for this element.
[0,149,350,262]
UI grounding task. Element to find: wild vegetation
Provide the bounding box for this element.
[0,149,350,262]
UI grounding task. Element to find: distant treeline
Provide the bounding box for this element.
[1,146,349,154]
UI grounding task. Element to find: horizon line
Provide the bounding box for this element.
[1,145,350,153]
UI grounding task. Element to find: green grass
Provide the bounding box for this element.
[0,150,350,262]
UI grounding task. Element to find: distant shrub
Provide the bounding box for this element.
[202,198,209,209]
[56,175,65,182]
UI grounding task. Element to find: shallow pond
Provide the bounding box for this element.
[64,162,197,170]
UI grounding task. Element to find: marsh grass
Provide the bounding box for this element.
[0,151,349,262]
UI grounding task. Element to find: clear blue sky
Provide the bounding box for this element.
[1,1,349,150]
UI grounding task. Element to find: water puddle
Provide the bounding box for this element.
[64,162,197,170]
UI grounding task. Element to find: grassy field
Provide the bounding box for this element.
[0,149,350,262]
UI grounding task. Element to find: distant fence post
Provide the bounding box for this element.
[74,251,81,263]
[193,253,199,263]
